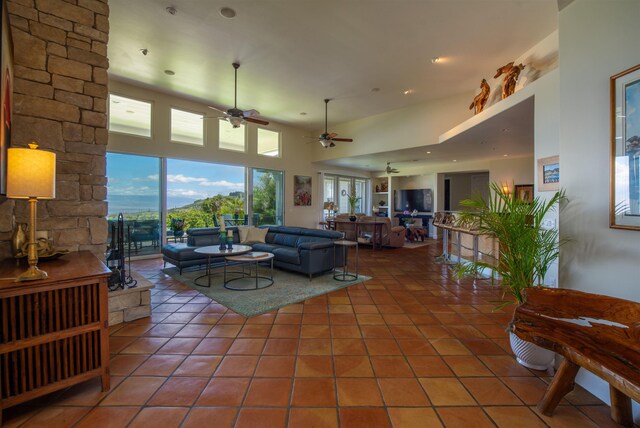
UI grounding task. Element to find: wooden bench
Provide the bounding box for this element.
[511,288,639,426]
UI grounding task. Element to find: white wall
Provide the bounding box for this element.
[108,80,320,229]
[312,92,474,162]
[559,0,640,419]
[489,156,535,192]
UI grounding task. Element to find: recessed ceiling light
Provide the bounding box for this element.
[403,89,414,95]
[503,154,508,157]
[426,151,431,154]
[431,57,440,64]
[139,48,148,56]
[166,6,177,15]
[164,69,175,75]
[299,112,307,116]
[502,128,510,132]
[219,7,236,18]
[452,159,457,162]
[371,88,380,92]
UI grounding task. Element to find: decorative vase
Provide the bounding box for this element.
[349,215,357,222]
[218,233,227,251]
[174,230,184,238]
[509,332,555,370]
[12,223,27,257]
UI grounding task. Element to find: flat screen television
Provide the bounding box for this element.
[394,189,433,212]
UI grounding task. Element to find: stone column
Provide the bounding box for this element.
[0,0,109,260]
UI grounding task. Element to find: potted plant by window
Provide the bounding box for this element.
[169,216,185,239]
[454,182,567,370]
[347,185,361,222]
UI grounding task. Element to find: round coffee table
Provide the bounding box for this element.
[194,244,252,287]
[224,252,275,291]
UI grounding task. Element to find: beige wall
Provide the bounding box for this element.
[312,92,474,162]
[559,0,640,417]
[108,80,324,229]
[489,156,535,193]
[0,0,109,261]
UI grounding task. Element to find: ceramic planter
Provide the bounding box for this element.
[509,331,555,370]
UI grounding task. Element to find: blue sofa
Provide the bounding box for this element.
[161,226,345,279]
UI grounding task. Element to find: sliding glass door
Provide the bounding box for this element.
[251,168,284,226]
[106,153,162,255]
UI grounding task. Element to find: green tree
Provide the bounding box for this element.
[253,172,276,224]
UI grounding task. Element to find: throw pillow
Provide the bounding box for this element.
[238,226,269,244]
[247,227,268,243]
[238,226,251,243]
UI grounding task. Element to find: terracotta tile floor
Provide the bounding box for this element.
[2,243,627,427]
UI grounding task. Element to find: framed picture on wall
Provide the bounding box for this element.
[0,0,14,195]
[610,64,640,230]
[515,184,534,203]
[293,175,312,206]
[537,155,559,192]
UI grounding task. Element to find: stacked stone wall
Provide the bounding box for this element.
[0,0,109,260]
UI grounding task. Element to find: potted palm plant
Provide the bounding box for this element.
[347,185,361,222]
[454,182,566,370]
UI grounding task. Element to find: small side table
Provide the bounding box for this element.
[224,252,275,291]
[333,239,358,281]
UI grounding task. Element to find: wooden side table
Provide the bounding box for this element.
[0,252,112,423]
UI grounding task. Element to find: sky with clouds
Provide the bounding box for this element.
[107,154,245,211]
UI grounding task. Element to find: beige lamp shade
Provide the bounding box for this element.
[7,143,56,199]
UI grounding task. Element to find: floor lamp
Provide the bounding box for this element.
[7,143,56,281]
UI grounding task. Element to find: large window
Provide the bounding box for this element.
[166,159,245,228]
[219,120,246,151]
[251,168,284,226]
[257,128,280,157]
[108,94,152,137]
[171,108,203,145]
[324,174,369,215]
[106,153,161,255]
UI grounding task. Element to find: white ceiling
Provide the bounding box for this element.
[318,96,535,173]
[108,0,557,130]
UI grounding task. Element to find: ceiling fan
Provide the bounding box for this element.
[206,62,269,128]
[315,99,353,148]
[385,162,400,174]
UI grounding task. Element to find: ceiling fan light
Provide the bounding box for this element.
[228,116,244,128]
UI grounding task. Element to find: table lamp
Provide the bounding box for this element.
[7,143,56,281]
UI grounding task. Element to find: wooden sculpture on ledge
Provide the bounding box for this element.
[495,61,525,99]
[469,79,490,114]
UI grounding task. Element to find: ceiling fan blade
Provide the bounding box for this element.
[331,138,353,142]
[202,115,227,120]
[245,117,270,126]
[207,105,227,114]
[243,109,260,117]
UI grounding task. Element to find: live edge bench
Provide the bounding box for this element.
[511,288,639,427]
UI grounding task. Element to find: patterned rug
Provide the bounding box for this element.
[163,266,371,317]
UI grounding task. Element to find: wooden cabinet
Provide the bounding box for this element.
[0,251,111,422]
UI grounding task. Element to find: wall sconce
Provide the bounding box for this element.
[7,143,56,281]
[502,184,511,195]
